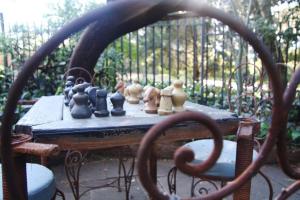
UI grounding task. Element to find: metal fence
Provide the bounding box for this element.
[0,13,299,109]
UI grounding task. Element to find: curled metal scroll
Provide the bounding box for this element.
[0,0,286,199]
[63,67,94,84]
[137,111,223,199]
[278,68,300,179]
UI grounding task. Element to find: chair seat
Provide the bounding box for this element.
[184,139,258,180]
[0,163,56,200]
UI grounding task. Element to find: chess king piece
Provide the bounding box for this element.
[70,83,92,119]
[64,80,74,106]
[110,91,126,116]
[94,89,109,117]
[171,80,187,112]
[126,79,143,104]
[143,86,160,114]
[115,80,125,95]
[158,88,173,115]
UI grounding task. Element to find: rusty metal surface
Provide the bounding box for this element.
[0,0,298,199]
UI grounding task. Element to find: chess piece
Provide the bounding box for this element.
[94,89,109,117]
[70,83,92,119]
[115,80,125,95]
[110,91,126,116]
[64,81,74,106]
[66,75,75,83]
[68,87,76,110]
[134,79,143,100]
[171,80,187,112]
[126,79,142,104]
[158,88,173,115]
[85,86,99,110]
[143,87,160,114]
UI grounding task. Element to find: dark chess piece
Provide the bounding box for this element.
[69,82,90,110]
[66,75,75,83]
[110,91,126,116]
[64,81,73,106]
[85,86,99,110]
[94,89,109,117]
[70,83,92,119]
[68,86,76,110]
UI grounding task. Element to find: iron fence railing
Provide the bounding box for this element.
[0,13,299,109]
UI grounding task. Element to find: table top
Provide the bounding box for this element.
[16,95,238,138]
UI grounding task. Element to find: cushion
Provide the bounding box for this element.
[0,163,56,200]
[184,139,258,179]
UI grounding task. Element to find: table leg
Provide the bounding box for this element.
[64,150,87,200]
[118,154,135,200]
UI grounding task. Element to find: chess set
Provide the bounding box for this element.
[63,76,187,119]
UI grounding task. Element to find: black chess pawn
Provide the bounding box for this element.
[110,91,126,116]
[64,81,74,106]
[70,83,92,119]
[94,89,109,117]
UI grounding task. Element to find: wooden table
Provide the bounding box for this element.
[16,95,240,199]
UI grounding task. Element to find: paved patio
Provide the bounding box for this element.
[51,156,300,200]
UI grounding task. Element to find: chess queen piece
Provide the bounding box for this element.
[158,88,173,115]
[94,89,109,117]
[171,80,187,112]
[110,91,126,116]
[70,83,92,119]
[64,81,74,106]
[143,86,160,114]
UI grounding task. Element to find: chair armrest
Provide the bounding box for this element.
[13,142,59,157]
[234,118,260,200]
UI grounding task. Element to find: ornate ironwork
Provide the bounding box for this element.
[64,150,87,200]
[190,178,219,197]
[168,167,177,194]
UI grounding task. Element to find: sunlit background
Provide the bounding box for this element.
[0,0,106,24]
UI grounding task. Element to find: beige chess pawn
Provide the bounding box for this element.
[126,79,142,104]
[143,86,160,114]
[115,80,125,95]
[158,88,173,115]
[171,80,187,112]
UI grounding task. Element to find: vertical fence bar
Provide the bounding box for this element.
[129,32,132,81]
[168,21,171,85]
[294,33,298,72]
[192,19,197,98]
[160,24,164,85]
[184,20,188,88]
[136,30,140,81]
[176,19,180,79]
[205,21,209,105]
[221,24,225,108]
[152,26,156,86]
[200,18,205,103]
[120,36,124,80]
[0,13,8,69]
[213,22,217,105]
[145,26,148,84]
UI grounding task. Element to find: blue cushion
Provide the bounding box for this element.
[0,163,56,200]
[184,139,258,179]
